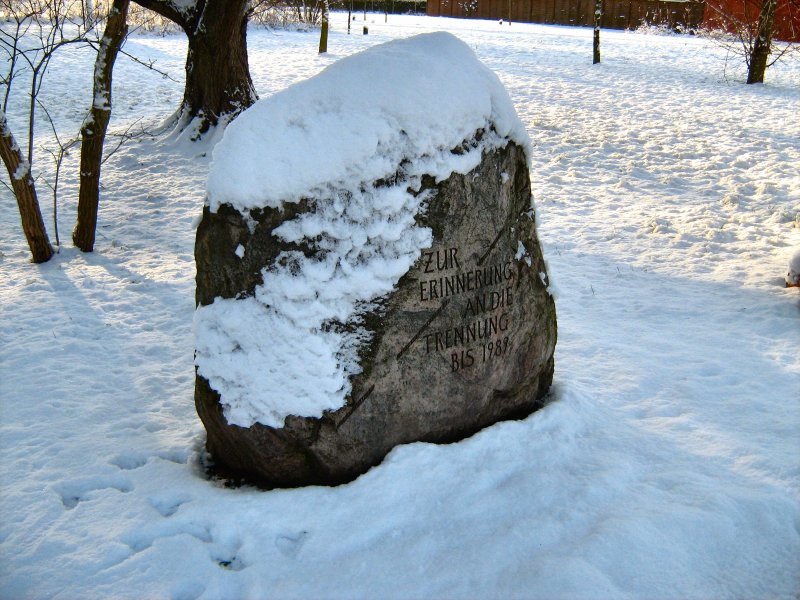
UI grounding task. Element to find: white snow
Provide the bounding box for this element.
[516,239,532,267]
[787,247,800,286]
[194,296,351,427]
[93,35,112,110]
[1,14,799,600]
[11,159,30,180]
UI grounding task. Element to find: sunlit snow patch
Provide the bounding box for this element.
[195,32,529,428]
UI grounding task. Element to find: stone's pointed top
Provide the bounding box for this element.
[206,32,530,214]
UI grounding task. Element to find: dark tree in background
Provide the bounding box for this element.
[319,0,330,52]
[74,0,260,251]
[134,0,257,133]
[1,0,97,263]
[71,0,260,252]
[0,110,53,262]
[747,0,777,82]
[706,0,798,84]
[73,0,131,252]
[593,0,602,63]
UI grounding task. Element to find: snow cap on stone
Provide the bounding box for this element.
[206,32,529,213]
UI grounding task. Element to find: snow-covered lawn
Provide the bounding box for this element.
[1,14,798,599]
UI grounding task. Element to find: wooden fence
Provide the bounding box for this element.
[703,0,799,42]
[427,0,707,30]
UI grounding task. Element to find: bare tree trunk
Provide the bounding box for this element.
[320,0,330,53]
[133,0,256,134]
[593,0,602,64]
[182,0,256,133]
[73,0,130,252]
[0,111,53,263]
[747,0,777,83]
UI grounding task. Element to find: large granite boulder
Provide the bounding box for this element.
[194,33,557,488]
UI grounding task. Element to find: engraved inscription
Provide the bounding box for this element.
[411,244,519,373]
[419,260,513,302]
[422,248,460,274]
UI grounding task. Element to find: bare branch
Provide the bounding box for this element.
[130,0,194,30]
[117,46,179,80]
[36,97,80,249]
[81,35,179,81]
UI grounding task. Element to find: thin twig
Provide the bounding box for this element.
[36,97,80,248]
[84,37,180,81]
[102,117,150,164]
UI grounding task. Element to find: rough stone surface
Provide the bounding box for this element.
[195,140,557,488]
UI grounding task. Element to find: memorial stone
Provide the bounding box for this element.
[194,32,557,488]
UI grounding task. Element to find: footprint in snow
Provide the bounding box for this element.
[149,493,191,518]
[110,452,149,470]
[121,521,212,554]
[208,531,249,571]
[214,551,247,572]
[275,530,309,558]
[54,474,133,509]
[170,582,205,600]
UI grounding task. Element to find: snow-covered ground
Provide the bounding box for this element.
[1,14,799,599]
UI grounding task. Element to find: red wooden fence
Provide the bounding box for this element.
[427,0,707,30]
[703,0,799,42]
[427,0,799,40]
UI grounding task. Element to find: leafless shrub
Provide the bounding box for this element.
[249,0,323,28]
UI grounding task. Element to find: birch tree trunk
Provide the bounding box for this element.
[0,111,54,263]
[73,0,130,252]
